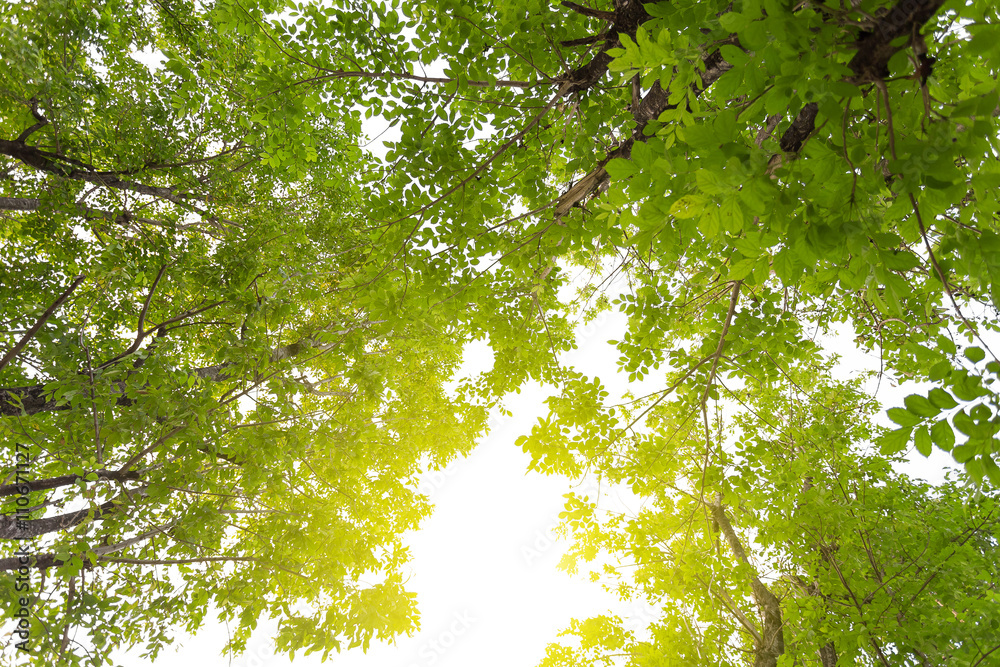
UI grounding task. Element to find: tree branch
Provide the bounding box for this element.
[0,469,139,497]
[0,196,41,211]
[708,497,785,667]
[0,139,205,205]
[561,1,616,21]
[0,275,86,373]
[0,521,176,571]
[0,491,138,539]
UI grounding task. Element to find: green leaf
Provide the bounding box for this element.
[719,44,749,68]
[719,12,748,31]
[952,374,985,401]
[773,249,800,284]
[879,426,912,454]
[904,394,939,418]
[606,158,640,180]
[953,409,976,437]
[927,388,958,410]
[953,443,977,463]
[670,194,709,219]
[965,346,986,363]
[914,425,932,457]
[937,336,957,355]
[966,455,986,483]
[887,407,922,428]
[983,454,1000,486]
[931,420,955,451]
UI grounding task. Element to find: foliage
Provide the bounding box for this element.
[537,367,1000,666]
[0,0,496,663]
[3,0,1000,664]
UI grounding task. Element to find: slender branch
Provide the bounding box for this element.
[698,282,742,497]
[117,425,186,473]
[97,298,225,370]
[457,16,551,79]
[15,99,49,143]
[699,282,741,408]
[696,572,764,644]
[381,82,573,230]
[876,79,999,363]
[100,556,257,566]
[971,643,1000,667]
[560,35,603,47]
[0,275,86,373]
[269,69,542,99]
[94,265,170,370]
[620,354,715,434]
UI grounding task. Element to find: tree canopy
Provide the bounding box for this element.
[2,0,1000,665]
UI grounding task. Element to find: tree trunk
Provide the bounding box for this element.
[709,499,786,667]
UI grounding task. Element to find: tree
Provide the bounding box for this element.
[0,0,514,662]
[4,0,1000,664]
[531,365,1000,667]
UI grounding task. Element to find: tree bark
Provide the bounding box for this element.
[709,498,785,667]
[772,0,947,162]
[819,641,838,667]
[553,0,948,216]
[0,521,174,571]
[554,47,733,217]
[0,139,201,205]
[848,0,947,83]
[0,470,139,497]
[0,197,40,211]
[0,495,125,539]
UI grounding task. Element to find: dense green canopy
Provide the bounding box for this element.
[2,0,1000,664]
